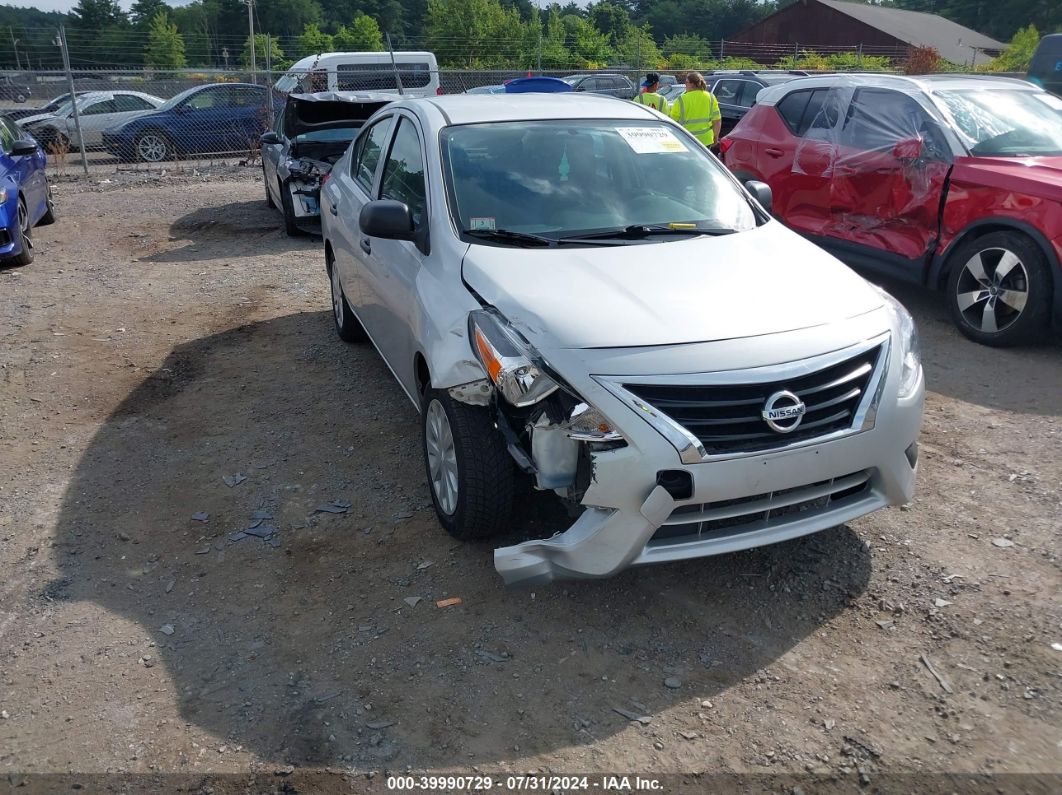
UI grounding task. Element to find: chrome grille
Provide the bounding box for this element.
[624,343,884,456]
[650,470,872,545]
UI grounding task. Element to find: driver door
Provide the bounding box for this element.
[826,87,952,263]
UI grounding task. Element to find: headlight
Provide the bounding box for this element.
[0,187,7,204]
[562,402,623,442]
[878,289,922,399]
[469,310,559,407]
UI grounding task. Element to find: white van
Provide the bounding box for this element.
[275,52,440,97]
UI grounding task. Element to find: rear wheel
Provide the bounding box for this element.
[135,131,171,163]
[946,231,1051,347]
[4,197,33,268]
[328,254,366,343]
[422,388,514,541]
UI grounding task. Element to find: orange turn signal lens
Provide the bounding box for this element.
[474,328,503,382]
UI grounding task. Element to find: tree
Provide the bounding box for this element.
[426,0,525,67]
[241,33,285,68]
[257,0,324,40]
[662,32,712,60]
[69,0,127,31]
[615,23,661,68]
[145,11,187,71]
[334,13,386,50]
[131,0,168,29]
[588,1,632,43]
[296,22,335,56]
[981,24,1041,71]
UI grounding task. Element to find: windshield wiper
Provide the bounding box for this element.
[463,228,556,247]
[557,224,737,242]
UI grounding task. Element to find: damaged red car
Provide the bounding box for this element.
[721,74,1062,346]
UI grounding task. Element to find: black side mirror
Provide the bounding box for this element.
[260,131,281,146]
[360,199,415,240]
[744,179,773,213]
[11,139,38,157]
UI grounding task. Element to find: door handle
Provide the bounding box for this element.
[765,147,784,158]
[329,201,338,216]
[360,238,371,255]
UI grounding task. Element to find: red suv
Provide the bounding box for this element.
[722,74,1062,346]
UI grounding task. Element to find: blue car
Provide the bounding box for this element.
[1,116,53,268]
[102,83,282,163]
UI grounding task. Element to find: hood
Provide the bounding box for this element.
[952,156,1062,200]
[18,113,62,129]
[284,92,392,137]
[462,222,884,349]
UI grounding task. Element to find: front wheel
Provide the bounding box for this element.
[135,131,171,163]
[422,389,514,541]
[946,231,1051,347]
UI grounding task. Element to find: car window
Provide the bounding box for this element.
[113,95,155,112]
[232,87,264,107]
[380,117,427,227]
[738,81,762,107]
[0,118,14,153]
[778,88,837,138]
[777,90,812,134]
[841,88,936,152]
[82,99,118,116]
[352,118,392,193]
[714,80,742,104]
[185,87,227,111]
[337,62,432,91]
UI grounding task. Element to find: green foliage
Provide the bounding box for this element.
[615,24,661,68]
[241,33,285,69]
[662,33,712,60]
[70,0,127,32]
[890,0,1059,44]
[426,0,525,67]
[334,13,385,51]
[822,51,891,72]
[774,49,829,70]
[296,23,335,56]
[130,0,168,29]
[145,11,186,70]
[978,24,1041,72]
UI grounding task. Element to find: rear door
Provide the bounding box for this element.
[71,97,119,147]
[328,115,394,320]
[825,86,951,263]
[173,86,233,152]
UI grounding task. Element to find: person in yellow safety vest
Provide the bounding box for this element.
[669,71,722,147]
[632,72,668,113]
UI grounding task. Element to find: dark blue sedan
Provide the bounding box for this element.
[1,116,53,268]
[102,83,282,162]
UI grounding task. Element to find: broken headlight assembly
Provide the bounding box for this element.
[468,310,624,441]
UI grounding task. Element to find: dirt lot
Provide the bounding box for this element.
[0,171,1059,793]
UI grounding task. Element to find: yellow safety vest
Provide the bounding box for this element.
[669,89,722,146]
[633,92,668,113]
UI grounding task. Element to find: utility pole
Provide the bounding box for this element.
[385,33,404,95]
[242,0,256,84]
[55,26,88,176]
[9,29,20,71]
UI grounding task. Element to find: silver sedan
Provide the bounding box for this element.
[321,94,924,585]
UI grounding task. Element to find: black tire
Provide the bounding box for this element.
[421,387,514,541]
[279,179,304,236]
[134,130,171,163]
[264,167,276,208]
[4,197,33,268]
[945,230,1052,347]
[38,189,56,226]
[328,254,366,343]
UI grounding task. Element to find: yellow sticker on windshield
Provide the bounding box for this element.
[617,127,687,154]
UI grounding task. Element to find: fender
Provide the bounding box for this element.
[929,216,1062,333]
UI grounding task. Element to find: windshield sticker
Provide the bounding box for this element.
[470,216,496,231]
[1033,93,1062,111]
[617,126,687,154]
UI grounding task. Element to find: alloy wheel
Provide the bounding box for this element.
[137,134,168,162]
[425,399,458,515]
[954,247,1028,334]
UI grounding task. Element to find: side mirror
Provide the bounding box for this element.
[892,137,923,162]
[360,199,415,241]
[744,179,773,213]
[260,131,281,146]
[11,139,38,157]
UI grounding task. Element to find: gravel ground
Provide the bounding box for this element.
[0,171,1059,793]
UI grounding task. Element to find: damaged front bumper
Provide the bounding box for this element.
[490,316,924,586]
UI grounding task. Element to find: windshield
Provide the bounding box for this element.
[155,86,200,113]
[560,76,583,86]
[933,88,1062,156]
[51,100,74,117]
[441,120,758,243]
